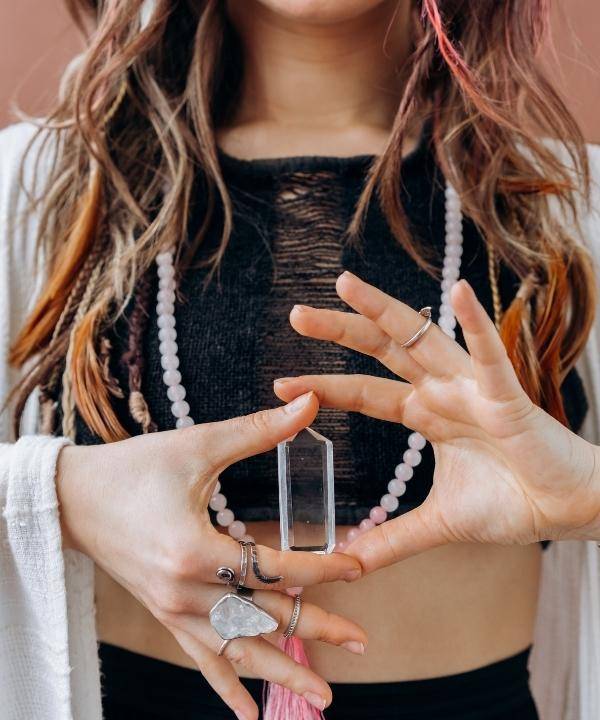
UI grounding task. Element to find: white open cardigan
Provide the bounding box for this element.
[1,121,600,720]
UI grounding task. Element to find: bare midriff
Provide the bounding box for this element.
[95,521,541,682]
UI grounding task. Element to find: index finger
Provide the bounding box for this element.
[213,534,362,590]
[336,272,470,378]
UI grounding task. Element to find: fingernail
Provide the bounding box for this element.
[285,586,304,597]
[274,377,293,385]
[292,304,311,313]
[234,710,251,720]
[303,692,327,711]
[338,271,355,282]
[344,568,361,582]
[342,641,365,655]
[284,391,313,414]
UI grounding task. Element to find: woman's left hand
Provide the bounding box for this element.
[274,271,600,574]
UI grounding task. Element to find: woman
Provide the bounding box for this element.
[2,0,600,719]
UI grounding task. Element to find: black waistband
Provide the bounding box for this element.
[99,642,537,720]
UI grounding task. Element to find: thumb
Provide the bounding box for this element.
[204,391,319,469]
[345,504,448,574]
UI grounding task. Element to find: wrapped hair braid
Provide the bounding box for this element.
[38,240,108,433]
[121,271,157,433]
[61,260,105,439]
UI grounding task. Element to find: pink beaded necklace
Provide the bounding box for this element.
[155,181,463,548]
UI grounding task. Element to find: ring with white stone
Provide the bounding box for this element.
[283,594,302,638]
[400,306,433,349]
[209,591,279,642]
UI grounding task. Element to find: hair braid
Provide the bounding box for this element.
[38,239,108,433]
[61,260,105,439]
[121,271,157,433]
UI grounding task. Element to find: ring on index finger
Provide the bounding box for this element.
[400,307,433,349]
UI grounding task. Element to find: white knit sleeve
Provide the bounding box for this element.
[0,123,101,720]
[0,435,74,719]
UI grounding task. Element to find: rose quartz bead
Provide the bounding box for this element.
[209,493,227,511]
[394,463,414,482]
[160,340,178,356]
[156,302,174,316]
[167,384,186,402]
[216,509,234,527]
[157,314,176,329]
[369,506,387,524]
[176,416,194,429]
[157,289,175,304]
[439,315,456,333]
[158,263,175,279]
[403,449,422,467]
[359,518,375,532]
[335,541,347,552]
[163,369,182,386]
[161,354,179,371]
[156,278,175,294]
[442,266,459,281]
[408,432,426,450]
[388,479,407,497]
[158,327,177,342]
[228,521,246,540]
[346,527,361,543]
[381,494,399,513]
[156,252,172,265]
[171,400,190,419]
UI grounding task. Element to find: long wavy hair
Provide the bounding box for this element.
[8,0,596,442]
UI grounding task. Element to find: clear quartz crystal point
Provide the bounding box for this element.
[278,427,335,554]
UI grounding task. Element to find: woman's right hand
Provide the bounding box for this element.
[56,391,366,720]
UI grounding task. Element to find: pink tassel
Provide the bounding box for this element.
[263,636,325,720]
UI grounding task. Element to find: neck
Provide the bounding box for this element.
[225,1,413,131]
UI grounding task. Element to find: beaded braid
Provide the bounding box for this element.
[121,271,157,434]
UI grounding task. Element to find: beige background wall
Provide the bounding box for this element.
[1,0,599,141]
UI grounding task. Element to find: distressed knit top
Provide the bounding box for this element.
[73,131,588,525]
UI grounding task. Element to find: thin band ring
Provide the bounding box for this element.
[218,638,232,656]
[400,307,433,349]
[283,594,302,638]
[237,541,250,589]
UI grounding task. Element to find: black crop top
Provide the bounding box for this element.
[71,133,588,525]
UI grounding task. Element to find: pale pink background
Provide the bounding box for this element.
[1,0,599,142]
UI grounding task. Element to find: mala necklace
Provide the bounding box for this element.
[155,181,464,548]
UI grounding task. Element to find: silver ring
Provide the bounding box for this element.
[400,307,433,349]
[248,542,284,585]
[237,541,250,590]
[283,594,302,638]
[218,638,232,656]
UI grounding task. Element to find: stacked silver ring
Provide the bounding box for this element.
[210,540,289,656]
[283,594,302,638]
